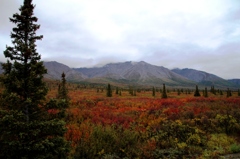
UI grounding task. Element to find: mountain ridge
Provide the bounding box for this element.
[43,61,86,81]
[73,61,196,87]
[171,68,236,88]
[0,61,239,88]
[171,68,224,82]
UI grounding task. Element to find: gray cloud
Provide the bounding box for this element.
[1,0,240,79]
[0,0,21,33]
[0,0,21,61]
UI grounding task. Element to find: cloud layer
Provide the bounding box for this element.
[1,0,240,79]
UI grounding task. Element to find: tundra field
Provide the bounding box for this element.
[46,82,240,159]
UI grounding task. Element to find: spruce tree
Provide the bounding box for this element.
[220,90,223,95]
[129,86,133,96]
[210,86,216,95]
[203,87,208,98]
[226,88,232,97]
[133,89,137,96]
[0,0,69,158]
[152,86,155,97]
[227,88,230,97]
[57,72,69,102]
[56,72,70,119]
[177,89,181,95]
[161,84,167,99]
[106,83,112,97]
[194,85,201,97]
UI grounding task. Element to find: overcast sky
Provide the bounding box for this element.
[1,0,240,79]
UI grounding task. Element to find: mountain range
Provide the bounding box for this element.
[0,61,239,88]
[44,61,239,88]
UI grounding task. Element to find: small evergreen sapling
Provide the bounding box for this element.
[227,88,232,97]
[177,89,181,95]
[203,87,208,98]
[152,86,156,97]
[194,85,201,97]
[161,84,168,99]
[115,87,119,94]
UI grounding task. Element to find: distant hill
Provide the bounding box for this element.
[43,61,86,81]
[172,68,235,88]
[228,79,240,86]
[74,61,195,87]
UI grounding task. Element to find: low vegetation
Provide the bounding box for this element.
[46,83,240,158]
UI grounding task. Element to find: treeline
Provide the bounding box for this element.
[92,83,239,98]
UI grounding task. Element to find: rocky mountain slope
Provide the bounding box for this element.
[74,61,195,86]
[172,68,235,88]
[43,61,86,81]
[228,79,240,86]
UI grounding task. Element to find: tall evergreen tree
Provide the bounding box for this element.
[161,84,167,99]
[106,83,112,97]
[194,85,201,97]
[57,72,70,119]
[57,72,69,102]
[0,1,69,158]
